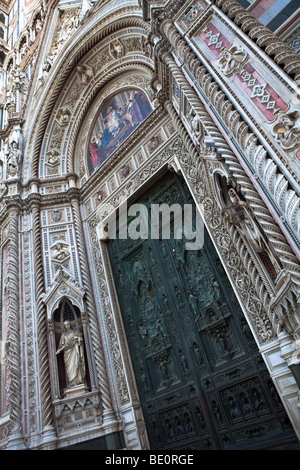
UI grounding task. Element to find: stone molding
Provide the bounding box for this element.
[210,0,300,81]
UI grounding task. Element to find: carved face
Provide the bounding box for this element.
[279,115,294,129]
[64,320,71,330]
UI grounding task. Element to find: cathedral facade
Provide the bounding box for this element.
[0,0,300,450]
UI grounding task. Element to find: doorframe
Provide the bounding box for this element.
[84,132,300,448]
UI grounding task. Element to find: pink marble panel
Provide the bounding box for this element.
[199,23,231,58]
[235,64,288,122]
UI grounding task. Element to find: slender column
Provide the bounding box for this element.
[5,199,24,449]
[48,319,60,399]
[29,195,56,445]
[81,312,96,390]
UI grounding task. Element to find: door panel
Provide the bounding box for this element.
[107,172,299,450]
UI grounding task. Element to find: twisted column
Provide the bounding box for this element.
[4,200,23,447]
[30,197,54,433]
[165,100,272,313]
[69,188,114,416]
[210,0,300,81]
[159,37,300,292]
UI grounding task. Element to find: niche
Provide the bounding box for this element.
[53,298,91,398]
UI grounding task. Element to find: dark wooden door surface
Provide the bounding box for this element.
[108,172,299,450]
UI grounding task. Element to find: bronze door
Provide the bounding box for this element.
[107,172,299,450]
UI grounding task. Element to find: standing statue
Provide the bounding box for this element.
[7,140,21,177]
[56,320,86,388]
[227,187,265,252]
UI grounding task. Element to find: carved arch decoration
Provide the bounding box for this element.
[89,135,275,348]
[36,36,154,182]
[150,13,300,317]
[23,4,152,182]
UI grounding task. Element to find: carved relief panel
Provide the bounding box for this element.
[41,207,81,289]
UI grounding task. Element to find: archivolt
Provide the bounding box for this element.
[25,9,151,180]
[38,60,154,180]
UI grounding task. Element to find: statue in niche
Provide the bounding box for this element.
[77,65,93,84]
[228,396,240,419]
[111,41,123,58]
[215,326,233,357]
[187,107,204,145]
[80,0,93,20]
[138,319,148,341]
[188,291,198,315]
[212,278,221,300]
[252,387,266,411]
[227,187,266,253]
[204,276,221,304]
[7,140,21,177]
[56,320,86,388]
[34,17,43,35]
[226,186,282,274]
[192,341,203,365]
[195,406,205,428]
[184,4,202,23]
[58,109,71,126]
